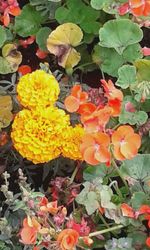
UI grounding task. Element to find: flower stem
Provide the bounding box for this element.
[111,159,130,194]
[68,166,79,186]
[88,224,124,237]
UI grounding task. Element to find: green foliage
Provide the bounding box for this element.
[92,44,142,77]
[0,26,7,48]
[76,179,116,215]
[120,154,150,193]
[29,0,61,19]
[15,4,47,37]
[99,19,143,55]
[119,96,148,125]
[105,237,135,250]
[131,192,149,209]
[36,27,51,51]
[116,65,137,89]
[90,0,111,10]
[55,0,100,34]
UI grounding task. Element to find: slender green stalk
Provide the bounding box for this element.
[68,166,79,186]
[99,213,117,237]
[88,224,124,237]
[111,159,130,194]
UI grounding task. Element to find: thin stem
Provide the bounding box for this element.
[74,62,95,71]
[111,159,130,194]
[87,225,124,237]
[109,179,123,199]
[68,166,79,186]
[99,213,117,237]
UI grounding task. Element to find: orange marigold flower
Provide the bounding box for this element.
[61,125,84,161]
[121,203,135,218]
[57,229,79,250]
[112,125,141,161]
[81,132,111,165]
[64,85,88,113]
[17,70,60,109]
[11,107,70,164]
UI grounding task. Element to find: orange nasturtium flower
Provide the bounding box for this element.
[64,85,88,113]
[40,199,59,215]
[0,0,21,26]
[20,217,41,245]
[112,125,141,161]
[81,105,112,133]
[129,0,150,16]
[121,203,135,218]
[57,229,79,250]
[80,132,111,165]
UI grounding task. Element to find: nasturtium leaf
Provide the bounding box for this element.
[0,57,13,74]
[105,237,134,250]
[0,95,13,130]
[83,164,108,181]
[134,59,150,82]
[120,154,150,189]
[36,27,51,51]
[119,109,148,125]
[55,0,100,34]
[2,44,22,72]
[131,192,149,209]
[99,19,143,54]
[90,0,109,10]
[47,23,83,69]
[116,65,137,89]
[92,44,142,77]
[15,4,46,37]
[0,26,7,48]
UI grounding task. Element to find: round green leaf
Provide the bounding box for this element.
[99,19,143,54]
[36,27,51,51]
[15,4,46,37]
[0,26,7,48]
[116,65,137,89]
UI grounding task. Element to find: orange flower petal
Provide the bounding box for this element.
[78,103,96,115]
[94,132,110,147]
[113,144,126,161]
[120,141,138,159]
[4,12,10,26]
[126,134,141,149]
[79,91,88,103]
[129,0,144,8]
[9,6,21,16]
[18,65,32,75]
[121,203,135,218]
[64,95,80,112]
[95,146,111,163]
[71,85,82,98]
[20,227,37,245]
[83,146,100,165]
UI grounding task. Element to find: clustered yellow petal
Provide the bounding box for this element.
[17,70,60,109]
[61,125,84,161]
[11,70,84,164]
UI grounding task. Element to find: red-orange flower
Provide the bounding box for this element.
[80,132,111,165]
[18,65,32,75]
[0,0,21,26]
[57,229,79,250]
[112,125,141,161]
[121,203,135,218]
[81,105,112,133]
[64,85,88,113]
[129,0,150,16]
[40,200,59,215]
[146,237,150,247]
[20,217,41,245]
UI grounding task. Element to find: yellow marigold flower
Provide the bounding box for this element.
[11,107,70,164]
[17,70,60,109]
[61,125,84,161]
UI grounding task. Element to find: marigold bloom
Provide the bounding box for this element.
[57,229,79,250]
[112,125,141,161]
[17,70,60,109]
[11,107,70,164]
[64,85,88,113]
[81,132,111,165]
[61,125,84,160]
